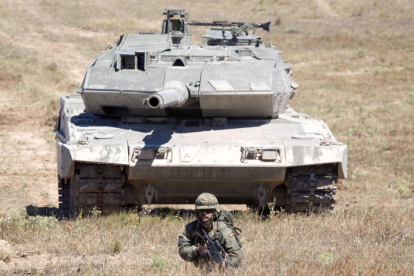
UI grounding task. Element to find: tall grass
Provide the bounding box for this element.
[0,208,413,275]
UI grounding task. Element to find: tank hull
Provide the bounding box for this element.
[56,95,346,217]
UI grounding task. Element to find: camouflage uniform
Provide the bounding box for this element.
[178,193,242,268]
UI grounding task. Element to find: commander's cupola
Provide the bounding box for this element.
[161,9,192,46]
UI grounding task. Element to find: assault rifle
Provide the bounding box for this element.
[193,229,227,266]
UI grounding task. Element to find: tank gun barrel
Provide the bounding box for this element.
[186,21,271,32]
[143,81,189,109]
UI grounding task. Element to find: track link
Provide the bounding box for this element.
[59,163,125,219]
[285,165,337,213]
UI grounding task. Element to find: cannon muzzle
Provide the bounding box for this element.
[144,81,189,109]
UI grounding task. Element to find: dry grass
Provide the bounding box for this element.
[1,208,414,275]
[0,0,414,274]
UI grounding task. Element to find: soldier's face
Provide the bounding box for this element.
[198,210,214,223]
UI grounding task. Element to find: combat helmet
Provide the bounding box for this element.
[195,193,220,212]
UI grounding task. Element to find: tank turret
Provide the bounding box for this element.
[76,9,298,118]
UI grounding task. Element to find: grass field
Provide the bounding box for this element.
[0,0,413,274]
[1,208,414,275]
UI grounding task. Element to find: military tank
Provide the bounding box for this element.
[55,9,347,218]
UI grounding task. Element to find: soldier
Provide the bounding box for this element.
[178,193,243,269]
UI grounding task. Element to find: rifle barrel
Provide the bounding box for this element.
[186,21,271,32]
[201,229,225,264]
[187,22,232,27]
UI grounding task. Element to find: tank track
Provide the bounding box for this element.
[285,165,337,213]
[59,163,125,219]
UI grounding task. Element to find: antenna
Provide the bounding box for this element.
[269,8,272,45]
[138,0,141,31]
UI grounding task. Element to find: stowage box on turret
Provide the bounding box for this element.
[56,9,347,217]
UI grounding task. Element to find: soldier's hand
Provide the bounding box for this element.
[196,246,211,260]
